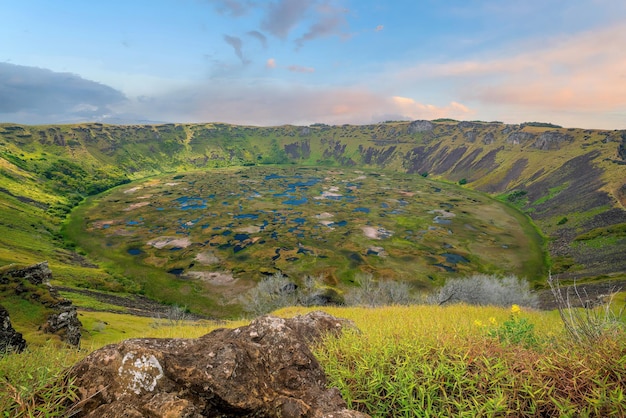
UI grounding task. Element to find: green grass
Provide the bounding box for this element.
[3,304,624,417]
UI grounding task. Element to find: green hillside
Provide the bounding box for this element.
[1,120,625,318]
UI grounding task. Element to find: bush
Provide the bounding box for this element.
[548,273,625,345]
[240,272,301,316]
[430,274,539,308]
[344,274,415,307]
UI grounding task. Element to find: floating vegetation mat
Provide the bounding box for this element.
[76,166,543,288]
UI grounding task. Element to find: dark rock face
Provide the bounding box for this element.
[43,303,82,347]
[0,262,82,347]
[0,261,53,285]
[0,305,26,353]
[68,311,369,418]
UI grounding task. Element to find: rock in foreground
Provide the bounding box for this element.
[0,305,26,353]
[68,311,369,417]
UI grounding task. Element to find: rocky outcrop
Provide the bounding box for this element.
[506,131,535,145]
[0,305,26,353]
[533,131,573,150]
[43,303,82,346]
[407,120,434,134]
[68,311,369,417]
[0,261,53,285]
[0,262,82,347]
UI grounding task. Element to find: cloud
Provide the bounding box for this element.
[223,34,249,64]
[391,97,472,120]
[266,58,277,69]
[119,79,473,127]
[207,0,254,17]
[294,3,348,47]
[247,30,267,48]
[287,65,315,73]
[396,21,626,114]
[261,0,312,39]
[0,63,126,123]
[295,15,345,48]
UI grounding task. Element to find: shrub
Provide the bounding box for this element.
[480,305,540,348]
[430,274,539,308]
[240,272,300,316]
[344,273,415,307]
[547,273,625,345]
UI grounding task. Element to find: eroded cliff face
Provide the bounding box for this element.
[0,262,82,347]
[68,311,369,418]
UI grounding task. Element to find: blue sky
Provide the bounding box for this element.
[1,0,625,129]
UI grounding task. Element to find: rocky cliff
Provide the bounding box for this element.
[0,262,82,347]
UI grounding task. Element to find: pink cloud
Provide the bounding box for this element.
[287,65,315,73]
[133,81,474,127]
[399,22,626,113]
[391,97,472,120]
[266,58,277,69]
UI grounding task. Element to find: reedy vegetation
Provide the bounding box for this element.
[2,298,625,417]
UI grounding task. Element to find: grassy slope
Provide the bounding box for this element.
[0,121,625,320]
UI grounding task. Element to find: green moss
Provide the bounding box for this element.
[574,223,626,241]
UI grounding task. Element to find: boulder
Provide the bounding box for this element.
[68,311,369,418]
[0,305,26,353]
[43,302,82,346]
[0,261,82,347]
[0,261,52,285]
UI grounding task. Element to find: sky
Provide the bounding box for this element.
[1,0,625,129]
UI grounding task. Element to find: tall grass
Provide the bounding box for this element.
[0,344,82,417]
[2,305,625,417]
[277,305,626,417]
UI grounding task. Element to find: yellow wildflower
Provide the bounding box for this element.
[511,304,521,315]
[474,319,484,327]
[489,317,497,326]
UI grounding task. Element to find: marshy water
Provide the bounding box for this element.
[80,166,538,285]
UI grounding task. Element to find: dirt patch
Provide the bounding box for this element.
[124,201,151,211]
[123,186,142,194]
[315,212,334,219]
[194,251,220,265]
[237,225,261,234]
[91,220,116,229]
[147,236,192,249]
[362,226,393,239]
[429,209,455,218]
[185,271,236,285]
